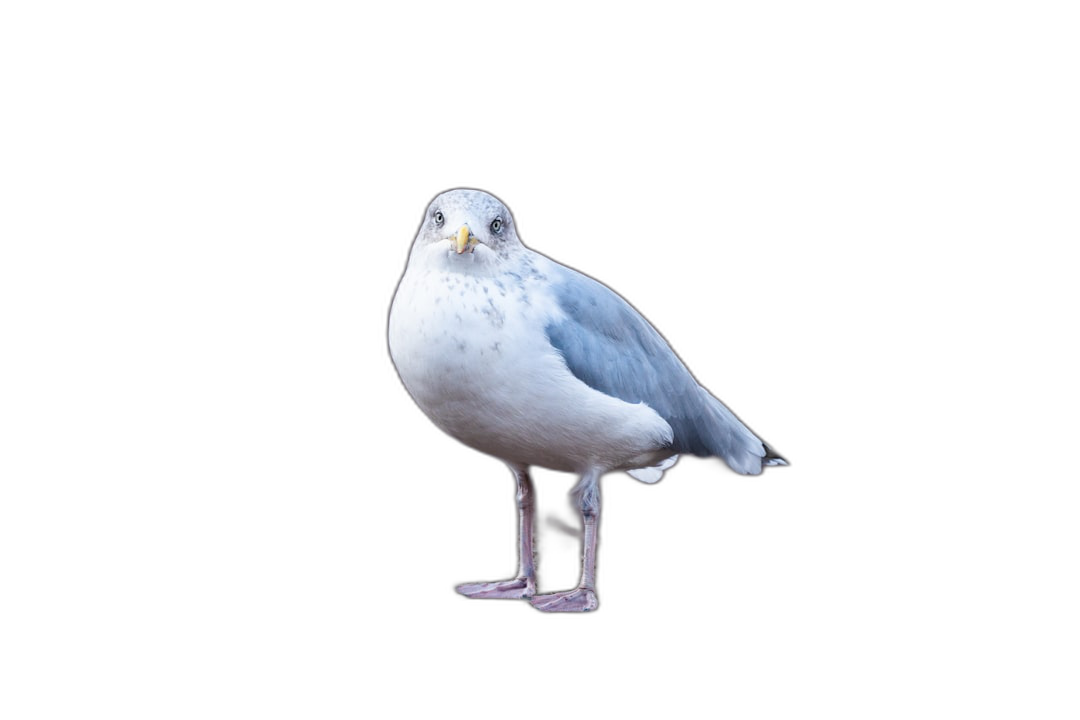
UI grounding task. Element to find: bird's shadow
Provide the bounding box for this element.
[545,515,581,539]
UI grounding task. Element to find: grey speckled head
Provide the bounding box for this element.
[412,188,524,259]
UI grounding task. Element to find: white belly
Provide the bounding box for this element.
[388,265,673,473]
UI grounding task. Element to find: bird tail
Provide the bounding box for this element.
[701,394,786,475]
[763,443,788,467]
[627,454,680,483]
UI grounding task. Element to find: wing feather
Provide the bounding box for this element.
[544,265,777,475]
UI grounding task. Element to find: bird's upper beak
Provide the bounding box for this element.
[454,225,478,254]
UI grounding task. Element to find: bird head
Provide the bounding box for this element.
[410,189,523,265]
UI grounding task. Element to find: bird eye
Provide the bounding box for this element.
[434,211,444,226]
[490,218,503,234]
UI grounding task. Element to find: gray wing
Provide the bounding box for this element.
[544,264,782,475]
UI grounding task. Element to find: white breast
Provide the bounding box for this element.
[388,252,674,473]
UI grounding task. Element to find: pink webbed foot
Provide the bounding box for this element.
[528,588,598,613]
[455,577,536,600]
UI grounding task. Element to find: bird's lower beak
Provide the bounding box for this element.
[455,225,478,254]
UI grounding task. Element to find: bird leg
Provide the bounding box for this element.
[530,470,601,612]
[455,463,537,599]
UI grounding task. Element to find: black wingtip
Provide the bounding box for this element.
[763,443,788,467]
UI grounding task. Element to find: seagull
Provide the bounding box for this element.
[388,188,786,612]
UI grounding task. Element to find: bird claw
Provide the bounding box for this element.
[529,588,598,613]
[455,577,536,599]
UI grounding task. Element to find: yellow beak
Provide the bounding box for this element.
[455,225,476,254]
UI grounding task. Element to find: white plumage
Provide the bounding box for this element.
[389,188,785,612]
